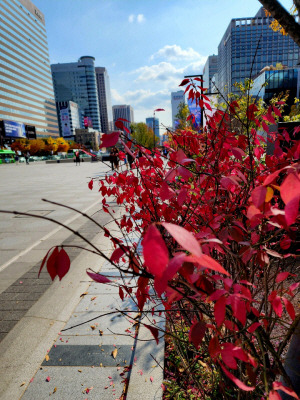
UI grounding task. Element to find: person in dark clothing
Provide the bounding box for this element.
[127,153,134,169]
[75,151,80,166]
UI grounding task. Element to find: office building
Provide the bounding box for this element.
[51,56,101,131]
[146,117,159,140]
[217,7,299,97]
[112,105,134,132]
[171,91,185,129]
[75,128,101,151]
[95,67,113,134]
[0,0,59,138]
[203,55,218,94]
[57,101,83,138]
[250,67,300,112]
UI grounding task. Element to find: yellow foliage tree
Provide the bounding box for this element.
[45,137,58,154]
[29,139,45,155]
[56,138,70,153]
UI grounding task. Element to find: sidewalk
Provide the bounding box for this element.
[0,199,164,399]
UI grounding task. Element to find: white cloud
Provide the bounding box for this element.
[137,14,145,23]
[134,62,184,84]
[128,14,145,23]
[151,45,204,61]
[111,88,125,104]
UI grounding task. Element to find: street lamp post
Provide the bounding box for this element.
[153,108,165,149]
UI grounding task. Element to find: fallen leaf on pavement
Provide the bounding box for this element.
[45,355,49,361]
[46,376,51,382]
[112,348,118,359]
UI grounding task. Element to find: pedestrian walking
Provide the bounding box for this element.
[127,152,134,170]
[14,153,19,165]
[75,151,80,166]
[111,147,119,171]
[24,153,29,165]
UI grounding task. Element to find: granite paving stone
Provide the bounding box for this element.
[41,344,133,367]
[21,366,127,400]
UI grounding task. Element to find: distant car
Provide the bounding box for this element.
[101,152,110,162]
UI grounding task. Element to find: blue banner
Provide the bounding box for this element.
[187,99,202,128]
[3,120,26,138]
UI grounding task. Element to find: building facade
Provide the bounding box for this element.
[0,0,59,138]
[203,55,218,94]
[171,90,185,129]
[112,105,134,132]
[56,101,83,138]
[250,67,300,112]
[217,7,299,98]
[51,56,101,131]
[75,128,101,151]
[146,117,159,139]
[95,67,113,134]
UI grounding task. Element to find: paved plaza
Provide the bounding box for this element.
[0,161,164,399]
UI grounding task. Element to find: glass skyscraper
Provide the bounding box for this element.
[51,56,101,132]
[203,55,218,94]
[95,67,113,134]
[0,0,59,137]
[146,117,159,139]
[217,7,299,98]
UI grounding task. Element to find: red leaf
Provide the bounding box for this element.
[214,296,226,327]
[271,296,283,317]
[273,381,299,399]
[276,272,294,283]
[110,247,125,263]
[47,247,59,281]
[143,225,168,277]
[186,254,229,276]
[248,323,261,333]
[179,78,190,86]
[119,286,124,301]
[263,169,282,186]
[230,295,246,325]
[86,269,112,283]
[251,186,267,208]
[262,121,269,133]
[221,346,237,369]
[280,172,300,204]
[56,248,70,280]
[88,179,93,190]
[38,247,55,278]
[220,364,255,391]
[162,223,202,257]
[269,390,282,400]
[231,147,245,161]
[285,196,299,226]
[160,181,175,201]
[144,324,159,344]
[189,321,206,348]
[100,131,119,148]
[177,187,188,206]
[282,297,295,320]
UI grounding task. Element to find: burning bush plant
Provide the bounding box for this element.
[39,77,300,400]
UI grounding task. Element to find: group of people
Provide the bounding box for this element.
[109,147,134,171]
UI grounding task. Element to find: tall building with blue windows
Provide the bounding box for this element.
[51,56,101,133]
[203,55,218,93]
[146,117,159,139]
[217,7,299,98]
[95,67,113,134]
[0,0,59,138]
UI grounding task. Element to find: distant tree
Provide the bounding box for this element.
[259,0,300,46]
[130,122,158,148]
[174,102,193,130]
[44,137,58,154]
[10,139,28,153]
[56,138,70,153]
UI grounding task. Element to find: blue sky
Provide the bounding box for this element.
[33,0,293,130]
